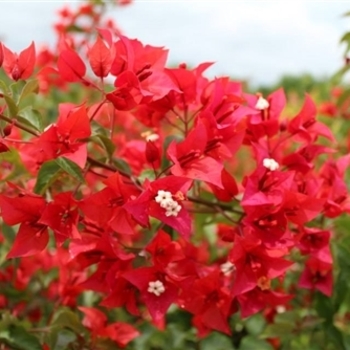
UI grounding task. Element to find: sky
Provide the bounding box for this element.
[0,1,349,86]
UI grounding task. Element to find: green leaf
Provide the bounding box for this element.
[89,134,115,159]
[340,32,350,44]
[139,169,156,183]
[240,336,273,350]
[51,308,85,335]
[53,329,76,350]
[34,160,61,194]
[326,324,346,350]
[0,80,8,95]
[10,81,26,103]
[261,322,294,338]
[0,324,41,350]
[17,106,43,131]
[19,79,39,103]
[3,95,18,117]
[55,157,85,183]
[113,157,132,175]
[245,314,266,336]
[315,291,334,322]
[200,332,235,350]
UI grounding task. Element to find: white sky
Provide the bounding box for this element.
[0,1,349,85]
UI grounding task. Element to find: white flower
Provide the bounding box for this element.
[155,190,172,204]
[155,190,182,217]
[165,203,182,217]
[255,96,269,110]
[147,280,165,296]
[220,261,235,276]
[263,158,279,171]
[146,133,159,142]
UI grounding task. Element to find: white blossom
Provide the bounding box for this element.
[220,261,235,276]
[155,190,182,217]
[263,158,279,171]
[255,96,269,110]
[147,280,165,296]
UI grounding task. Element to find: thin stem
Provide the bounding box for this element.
[89,98,107,121]
[0,114,39,137]
[187,195,243,215]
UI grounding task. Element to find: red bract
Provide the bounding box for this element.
[88,36,114,78]
[80,172,140,236]
[79,306,140,347]
[180,270,232,335]
[124,176,193,238]
[57,48,86,82]
[123,266,179,323]
[38,191,80,244]
[229,233,292,296]
[288,95,335,143]
[167,122,224,188]
[0,193,48,258]
[21,104,91,170]
[2,42,36,81]
[299,256,333,296]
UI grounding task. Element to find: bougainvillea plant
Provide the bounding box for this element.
[0,1,350,349]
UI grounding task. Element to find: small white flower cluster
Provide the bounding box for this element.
[263,158,279,171]
[148,280,165,296]
[255,96,269,110]
[155,190,182,217]
[220,261,235,276]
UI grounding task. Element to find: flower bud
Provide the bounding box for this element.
[145,140,160,167]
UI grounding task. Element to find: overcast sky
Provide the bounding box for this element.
[0,1,349,86]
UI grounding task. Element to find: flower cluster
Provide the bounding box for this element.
[0,1,348,349]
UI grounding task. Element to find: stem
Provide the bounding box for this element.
[86,156,142,188]
[89,98,107,121]
[187,195,243,215]
[0,114,39,137]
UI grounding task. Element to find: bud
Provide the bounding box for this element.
[3,124,12,137]
[145,140,160,167]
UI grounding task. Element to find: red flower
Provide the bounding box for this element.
[299,256,333,296]
[2,42,36,81]
[124,176,193,238]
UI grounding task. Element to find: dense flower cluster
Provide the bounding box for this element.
[0,1,348,349]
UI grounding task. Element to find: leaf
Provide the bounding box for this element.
[0,80,8,95]
[55,157,85,183]
[89,134,116,159]
[19,79,39,102]
[0,324,42,350]
[261,322,295,338]
[113,157,132,175]
[139,169,156,184]
[3,94,18,117]
[52,308,86,335]
[240,336,273,350]
[326,324,346,350]
[340,32,350,44]
[17,106,43,131]
[57,49,86,82]
[52,329,76,350]
[200,332,235,350]
[34,160,61,194]
[10,80,26,103]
